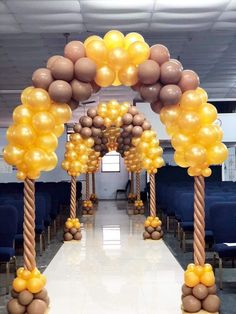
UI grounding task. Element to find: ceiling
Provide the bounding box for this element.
[0,0,236,126]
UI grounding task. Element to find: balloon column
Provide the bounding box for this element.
[3,88,72,314]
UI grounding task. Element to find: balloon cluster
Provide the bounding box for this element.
[132,130,164,174]
[61,134,93,177]
[4,87,71,180]
[32,41,100,109]
[86,150,101,173]
[131,43,200,115]
[182,263,220,313]
[97,100,129,128]
[160,88,228,176]
[82,200,93,215]
[128,192,137,203]
[124,148,142,173]
[90,193,98,204]
[7,267,48,314]
[85,30,150,87]
[143,216,163,240]
[134,199,145,215]
[64,218,82,241]
[103,127,120,152]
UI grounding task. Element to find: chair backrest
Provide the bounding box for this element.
[0,205,18,247]
[178,193,194,222]
[205,196,225,230]
[3,199,24,234]
[210,202,236,243]
[35,195,46,228]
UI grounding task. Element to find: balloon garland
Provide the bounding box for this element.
[3,29,227,314]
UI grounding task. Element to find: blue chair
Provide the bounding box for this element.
[0,205,18,294]
[210,202,236,289]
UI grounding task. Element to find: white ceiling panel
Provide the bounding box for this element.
[15,13,83,24]
[21,24,85,33]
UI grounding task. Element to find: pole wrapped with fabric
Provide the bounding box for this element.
[70,176,77,219]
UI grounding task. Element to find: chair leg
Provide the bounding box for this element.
[177,222,181,241]
[167,216,170,232]
[13,256,17,275]
[6,262,10,294]
[219,257,223,290]
[47,226,51,245]
[182,232,186,253]
[53,219,57,235]
[39,234,43,256]
[213,252,216,270]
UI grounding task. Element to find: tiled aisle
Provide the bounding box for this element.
[44,201,183,314]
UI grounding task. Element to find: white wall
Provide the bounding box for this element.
[0,128,70,183]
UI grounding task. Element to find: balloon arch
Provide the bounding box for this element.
[4,30,227,314]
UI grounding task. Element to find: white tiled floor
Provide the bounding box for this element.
[44,201,183,314]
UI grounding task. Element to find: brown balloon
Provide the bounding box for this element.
[122,113,133,125]
[80,116,93,127]
[142,120,151,130]
[34,288,48,301]
[138,60,160,85]
[7,299,25,314]
[182,295,201,313]
[132,126,143,138]
[123,124,133,133]
[133,113,145,126]
[140,83,162,103]
[64,41,86,63]
[93,116,104,128]
[121,131,129,138]
[69,99,79,111]
[128,106,138,116]
[182,284,192,296]
[27,299,47,314]
[151,231,161,240]
[150,44,170,65]
[87,108,97,118]
[46,55,63,70]
[192,284,208,300]
[160,60,182,84]
[178,69,200,92]
[94,144,102,152]
[74,123,82,133]
[18,290,34,306]
[95,137,102,145]
[64,232,73,241]
[75,57,97,83]
[101,144,107,150]
[117,137,123,144]
[80,127,92,139]
[123,145,130,151]
[170,58,183,70]
[71,79,92,102]
[160,84,182,106]
[32,68,53,90]
[150,101,164,114]
[48,80,72,103]
[131,82,142,92]
[202,295,221,312]
[74,231,82,240]
[91,126,102,137]
[51,56,74,82]
[70,228,78,235]
[123,137,131,145]
[91,81,101,94]
[101,137,108,144]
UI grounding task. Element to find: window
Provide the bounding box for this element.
[102,151,120,172]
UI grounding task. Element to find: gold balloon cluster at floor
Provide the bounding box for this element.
[85,30,150,87]
[160,88,228,176]
[4,87,71,180]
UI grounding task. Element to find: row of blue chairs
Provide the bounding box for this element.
[0,181,82,294]
[153,180,236,289]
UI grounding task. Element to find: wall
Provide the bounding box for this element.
[0,128,71,183]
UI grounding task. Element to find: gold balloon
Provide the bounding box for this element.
[86,40,108,64]
[70,133,81,143]
[108,48,129,70]
[202,167,212,177]
[171,132,193,152]
[32,111,55,134]
[207,143,228,165]
[199,103,217,124]
[13,105,33,124]
[180,90,202,111]
[24,148,46,171]
[50,103,72,124]
[165,122,180,136]
[84,35,103,48]
[7,124,36,148]
[143,158,152,169]
[65,142,75,151]
[35,133,58,152]
[44,152,58,171]
[196,87,208,103]
[26,88,51,111]
[97,102,107,117]
[160,104,180,125]
[103,30,124,50]
[118,64,138,86]
[84,138,94,148]
[21,86,34,106]
[95,65,115,87]
[27,169,41,180]
[187,167,202,177]
[65,150,77,161]
[75,143,87,154]
[104,117,113,128]
[124,32,144,50]
[112,73,121,86]
[174,151,188,168]
[62,160,70,171]
[16,171,26,181]
[17,162,28,172]
[141,130,155,142]
[53,124,64,137]
[70,160,82,172]
[196,125,221,148]
[185,144,207,167]
[178,112,200,133]
[3,145,25,166]
[128,41,150,65]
